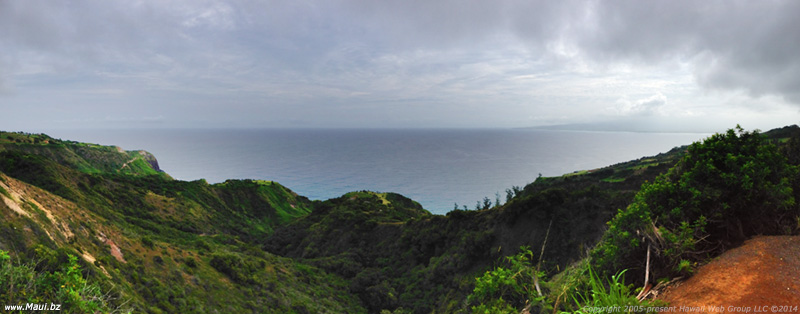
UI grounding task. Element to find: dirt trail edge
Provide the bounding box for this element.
[658,235,800,313]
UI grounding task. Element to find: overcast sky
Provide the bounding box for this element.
[1,0,799,131]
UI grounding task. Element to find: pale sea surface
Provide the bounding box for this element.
[44,128,709,214]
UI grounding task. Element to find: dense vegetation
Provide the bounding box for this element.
[1,248,120,313]
[469,125,800,313]
[1,126,799,313]
[592,126,799,282]
[264,132,691,313]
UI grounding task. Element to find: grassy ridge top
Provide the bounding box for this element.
[0,131,164,177]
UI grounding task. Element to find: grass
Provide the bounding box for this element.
[0,249,126,313]
[569,267,658,314]
[24,201,52,225]
[0,183,11,199]
[563,170,590,177]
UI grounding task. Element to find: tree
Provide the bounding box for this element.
[782,131,800,165]
[482,197,492,210]
[512,186,522,197]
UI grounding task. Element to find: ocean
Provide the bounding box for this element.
[43,128,709,214]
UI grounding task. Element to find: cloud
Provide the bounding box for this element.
[570,1,800,104]
[1,1,799,130]
[614,93,668,116]
[180,1,237,30]
[332,0,800,105]
[0,59,10,95]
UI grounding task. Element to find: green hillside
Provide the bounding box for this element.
[0,132,165,177]
[1,126,799,313]
[0,131,353,313]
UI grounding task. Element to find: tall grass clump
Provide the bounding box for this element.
[0,250,126,313]
[568,267,658,314]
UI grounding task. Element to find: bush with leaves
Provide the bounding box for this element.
[209,252,262,284]
[592,126,799,280]
[0,250,120,313]
[466,249,656,314]
[466,247,548,313]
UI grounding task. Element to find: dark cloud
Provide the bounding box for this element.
[572,1,800,103]
[332,0,800,104]
[1,0,799,130]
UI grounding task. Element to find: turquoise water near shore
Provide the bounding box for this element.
[45,128,708,214]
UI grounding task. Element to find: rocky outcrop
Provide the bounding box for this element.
[139,150,162,172]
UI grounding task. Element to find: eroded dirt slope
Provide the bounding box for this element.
[658,236,800,313]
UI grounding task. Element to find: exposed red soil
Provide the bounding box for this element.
[658,236,800,313]
[105,238,126,263]
[96,232,126,263]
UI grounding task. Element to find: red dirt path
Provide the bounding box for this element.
[658,236,800,313]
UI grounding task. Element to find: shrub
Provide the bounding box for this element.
[184,257,197,268]
[466,247,547,313]
[141,236,155,249]
[592,126,799,280]
[0,250,120,313]
[209,252,259,284]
